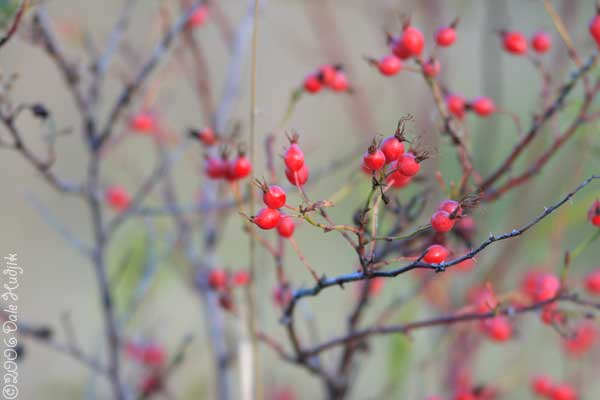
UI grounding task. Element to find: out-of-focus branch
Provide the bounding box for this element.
[0,0,27,50]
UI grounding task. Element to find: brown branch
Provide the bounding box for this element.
[0,0,27,50]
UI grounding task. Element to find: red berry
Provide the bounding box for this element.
[470,286,498,313]
[205,157,226,179]
[563,322,597,357]
[187,6,208,28]
[402,26,425,56]
[532,376,554,396]
[423,244,449,264]
[541,302,564,325]
[481,315,512,342]
[363,149,386,171]
[438,199,462,217]
[253,207,281,230]
[196,127,217,146]
[284,143,305,171]
[502,31,528,55]
[588,200,600,226]
[263,185,286,209]
[446,94,466,118]
[381,136,405,163]
[585,269,600,295]
[531,31,552,53]
[208,268,228,290]
[550,383,578,400]
[273,285,292,308]
[142,344,166,366]
[435,26,457,47]
[431,210,455,233]
[232,270,251,287]
[453,392,476,400]
[129,112,156,133]
[397,152,420,177]
[391,37,412,59]
[319,64,336,86]
[590,15,600,46]
[303,74,322,93]
[218,293,234,311]
[277,215,295,238]
[423,59,441,77]
[386,168,412,188]
[228,155,252,180]
[140,375,163,396]
[105,185,131,211]
[377,55,402,76]
[471,96,496,117]
[285,164,309,186]
[523,271,560,301]
[329,71,349,92]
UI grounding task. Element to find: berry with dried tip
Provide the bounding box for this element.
[263,185,287,209]
[588,200,600,226]
[531,375,554,396]
[105,185,131,212]
[423,244,449,264]
[285,164,309,186]
[502,31,528,55]
[277,215,295,238]
[431,210,455,233]
[191,127,217,146]
[284,142,305,171]
[590,15,600,46]
[438,199,462,217]
[381,136,405,163]
[481,315,512,342]
[329,71,349,92]
[377,55,403,76]
[435,25,457,47]
[402,26,425,56]
[423,59,441,77]
[227,155,252,180]
[205,157,226,179]
[471,96,496,117]
[584,269,600,295]
[208,268,227,290]
[187,6,209,28]
[303,74,322,93]
[397,152,421,177]
[531,31,552,53]
[446,94,466,118]
[362,146,386,171]
[253,207,281,230]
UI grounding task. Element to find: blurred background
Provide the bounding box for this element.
[1,0,599,398]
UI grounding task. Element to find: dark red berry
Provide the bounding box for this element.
[286,164,309,186]
[397,152,420,177]
[227,156,252,180]
[284,143,305,171]
[263,185,286,209]
[431,210,455,233]
[277,215,295,238]
[381,136,405,163]
[205,157,226,179]
[531,31,552,53]
[362,148,386,171]
[391,37,412,59]
[253,207,281,230]
[435,26,456,47]
[502,31,528,55]
[377,55,402,76]
[588,200,600,226]
[208,268,227,290]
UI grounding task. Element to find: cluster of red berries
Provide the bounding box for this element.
[252,182,296,237]
[204,151,252,181]
[501,30,552,55]
[207,268,251,311]
[446,94,496,119]
[531,376,578,400]
[431,199,463,233]
[303,64,349,93]
[468,285,513,342]
[588,200,600,226]
[283,136,309,187]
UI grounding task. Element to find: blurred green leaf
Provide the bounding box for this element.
[110,234,149,314]
[387,334,412,390]
[0,0,20,30]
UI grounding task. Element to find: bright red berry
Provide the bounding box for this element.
[386,168,412,188]
[446,94,466,118]
[192,127,217,146]
[423,244,449,264]
[285,164,309,186]
[263,185,286,209]
[303,74,322,93]
[377,55,402,76]
[423,59,441,77]
[228,155,252,180]
[523,272,560,301]
[588,200,600,226]
[105,185,131,211]
[381,136,405,163]
[584,269,600,295]
[532,376,554,396]
[563,322,597,357]
[397,152,420,177]
[550,383,578,400]
[129,112,156,133]
[471,96,496,117]
[187,6,208,28]
[431,210,455,233]
[232,270,251,287]
[435,26,457,47]
[329,71,349,92]
[205,157,226,179]
[318,64,337,86]
[363,148,386,171]
[391,37,412,59]
[438,199,462,217]
[402,26,425,56]
[208,268,228,290]
[531,31,552,53]
[284,143,305,171]
[481,315,512,342]
[590,15,600,46]
[502,31,528,55]
[277,215,295,238]
[253,207,281,230]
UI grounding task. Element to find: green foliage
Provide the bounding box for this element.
[0,0,20,30]
[110,234,150,314]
